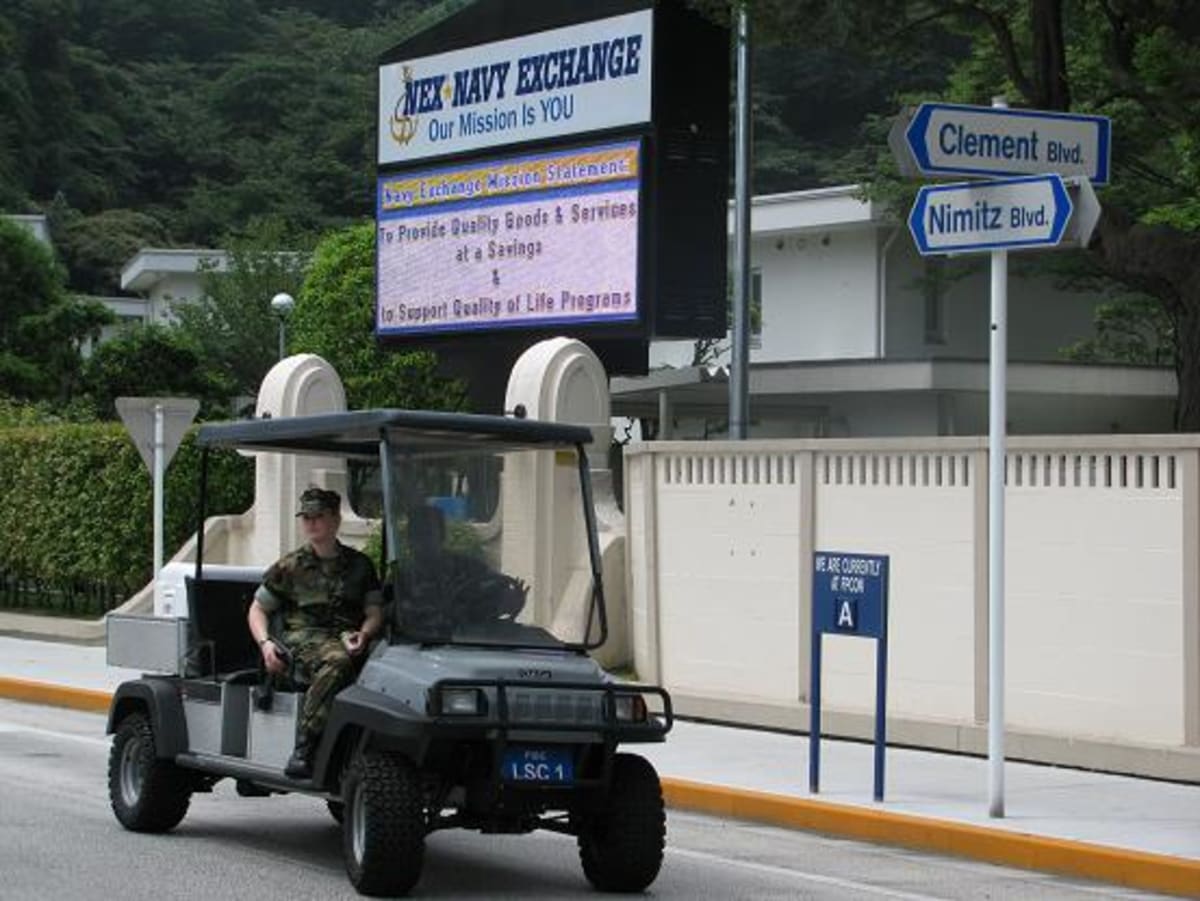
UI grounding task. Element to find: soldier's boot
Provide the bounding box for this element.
[284,733,314,780]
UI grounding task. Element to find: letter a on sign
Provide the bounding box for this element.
[837,600,857,631]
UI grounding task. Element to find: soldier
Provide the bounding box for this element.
[247,487,384,779]
[397,505,527,636]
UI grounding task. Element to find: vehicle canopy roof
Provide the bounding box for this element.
[196,409,593,460]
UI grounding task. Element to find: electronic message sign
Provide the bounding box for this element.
[376,140,641,337]
[373,1,730,386]
[378,9,653,165]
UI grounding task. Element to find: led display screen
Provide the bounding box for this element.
[376,139,640,337]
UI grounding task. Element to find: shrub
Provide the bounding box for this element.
[0,422,252,616]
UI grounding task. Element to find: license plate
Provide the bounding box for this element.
[501,746,574,784]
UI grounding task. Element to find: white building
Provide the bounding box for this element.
[613,187,1175,437]
[117,248,230,326]
[5,213,51,245]
[1,218,231,347]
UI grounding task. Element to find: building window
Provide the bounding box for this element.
[923,257,947,345]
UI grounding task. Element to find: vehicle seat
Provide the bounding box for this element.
[186,575,261,679]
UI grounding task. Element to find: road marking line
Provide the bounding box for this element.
[0,721,109,747]
[668,846,948,900]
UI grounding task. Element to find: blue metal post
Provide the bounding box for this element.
[809,628,822,793]
[874,631,888,801]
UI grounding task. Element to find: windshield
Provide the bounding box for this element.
[382,445,603,650]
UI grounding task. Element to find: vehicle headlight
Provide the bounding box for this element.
[613,694,648,723]
[439,687,486,716]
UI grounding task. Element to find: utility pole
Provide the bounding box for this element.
[729,2,753,439]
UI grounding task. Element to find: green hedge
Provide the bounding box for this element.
[0,422,253,616]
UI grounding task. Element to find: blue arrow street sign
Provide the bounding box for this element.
[908,174,1074,256]
[895,102,1111,184]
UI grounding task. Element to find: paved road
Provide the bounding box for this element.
[0,700,1166,900]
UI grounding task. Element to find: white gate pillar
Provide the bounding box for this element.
[247,354,349,563]
[503,338,628,667]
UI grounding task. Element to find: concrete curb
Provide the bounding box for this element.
[2,677,1196,898]
[0,677,112,713]
[661,778,1200,899]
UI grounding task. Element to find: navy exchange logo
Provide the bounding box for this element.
[390,65,420,147]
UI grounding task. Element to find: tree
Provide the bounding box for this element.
[694,0,1200,429]
[172,219,310,401]
[921,1,1200,428]
[1061,293,1173,366]
[0,1,451,266]
[48,204,170,295]
[0,217,110,400]
[79,324,233,420]
[289,222,461,411]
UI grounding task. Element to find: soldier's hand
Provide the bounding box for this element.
[344,630,368,656]
[262,640,287,675]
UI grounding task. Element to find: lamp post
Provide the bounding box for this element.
[270,292,295,361]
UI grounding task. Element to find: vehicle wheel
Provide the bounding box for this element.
[107,711,191,832]
[578,753,665,892]
[342,751,425,896]
[327,800,345,824]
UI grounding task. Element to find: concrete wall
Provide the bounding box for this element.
[815,449,978,722]
[625,435,1200,781]
[1005,447,1188,744]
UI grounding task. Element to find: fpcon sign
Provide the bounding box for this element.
[378,9,652,165]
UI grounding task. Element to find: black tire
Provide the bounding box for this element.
[327,799,345,824]
[578,753,666,892]
[107,711,191,833]
[342,751,425,896]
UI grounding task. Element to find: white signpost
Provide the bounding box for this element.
[890,101,1112,184]
[892,98,1110,819]
[908,174,1100,255]
[116,397,200,603]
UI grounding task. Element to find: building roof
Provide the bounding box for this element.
[728,185,887,237]
[120,248,229,292]
[4,214,50,244]
[611,359,1176,418]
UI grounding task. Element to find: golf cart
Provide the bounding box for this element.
[105,409,673,896]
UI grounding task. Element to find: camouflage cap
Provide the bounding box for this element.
[296,487,341,517]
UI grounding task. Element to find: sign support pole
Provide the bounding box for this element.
[153,402,165,586]
[730,2,752,440]
[873,597,888,802]
[809,628,821,793]
[115,396,199,615]
[893,92,1108,820]
[987,97,1008,820]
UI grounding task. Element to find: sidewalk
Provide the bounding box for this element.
[1,633,1197,897]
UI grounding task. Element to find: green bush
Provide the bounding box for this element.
[0,394,99,427]
[0,422,253,616]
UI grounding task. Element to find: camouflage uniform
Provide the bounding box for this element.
[255,541,382,741]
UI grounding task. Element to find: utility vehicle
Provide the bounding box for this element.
[105,410,672,896]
